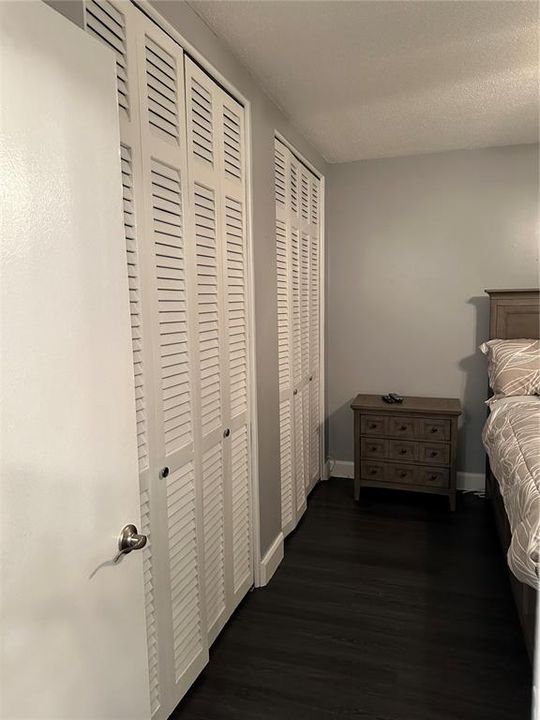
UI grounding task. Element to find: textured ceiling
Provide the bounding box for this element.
[189,0,539,163]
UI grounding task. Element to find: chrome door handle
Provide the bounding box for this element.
[114,523,147,563]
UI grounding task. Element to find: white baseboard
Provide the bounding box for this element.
[322,460,331,481]
[457,472,485,492]
[332,460,354,479]
[330,460,485,492]
[258,532,284,586]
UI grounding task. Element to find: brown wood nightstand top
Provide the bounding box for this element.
[351,394,462,416]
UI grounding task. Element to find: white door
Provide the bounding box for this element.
[184,57,253,646]
[275,138,323,537]
[0,3,150,719]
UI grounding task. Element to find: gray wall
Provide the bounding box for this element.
[48,0,327,555]
[326,144,539,474]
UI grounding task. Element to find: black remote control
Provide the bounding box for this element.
[389,393,404,403]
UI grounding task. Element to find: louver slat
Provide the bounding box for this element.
[274,144,286,206]
[190,79,213,164]
[223,106,242,180]
[302,383,310,492]
[310,232,320,480]
[279,399,294,529]
[140,490,161,717]
[310,372,320,480]
[300,169,310,222]
[202,444,225,629]
[294,390,305,511]
[226,197,247,418]
[310,177,320,227]
[276,220,290,393]
[290,160,298,215]
[145,37,179,142]
[166,463,204,681]
[291,229,301,386]
[231,426,250,591]
[86,0,129,114]
[300,232,310,380]
[195,185,221,436]
[121,144,148,471]
[151,160,192,455]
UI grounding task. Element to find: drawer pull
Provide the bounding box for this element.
[369,468,377,475]
[399,449,407,455]
[430,427,438,434]
[429,474,438,481]
[369,423,377,429]
[399,472,407,478]
[370,446,377,451]
[430,451,438,458]
[399,425,407,431]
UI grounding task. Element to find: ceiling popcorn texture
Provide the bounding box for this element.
[188,0,539,163]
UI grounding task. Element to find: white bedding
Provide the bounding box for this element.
[482,396,540,588]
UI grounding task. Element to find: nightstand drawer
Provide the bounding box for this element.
[386,463,450,488]
[360,415,387,435]
[388,439,416,462]
[387,463,416,485]
[361,461,385,482]
[418,442,449,465]
[361,437,386,459]
[417,466,449,488]
[416,418,450,441]
[387,416,415,438]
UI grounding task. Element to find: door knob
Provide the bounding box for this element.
[114,524,147,563]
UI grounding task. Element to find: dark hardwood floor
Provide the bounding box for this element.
[172,478,531,720]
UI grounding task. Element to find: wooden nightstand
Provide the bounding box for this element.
[351,395,462,511]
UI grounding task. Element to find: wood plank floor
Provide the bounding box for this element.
[172,478,531,720]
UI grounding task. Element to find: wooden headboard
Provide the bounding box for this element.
[485,288,540,340]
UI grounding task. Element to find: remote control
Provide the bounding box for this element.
[382,394,394,403]
[389,393,404,403]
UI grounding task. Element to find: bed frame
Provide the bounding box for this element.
[484,288,539,662]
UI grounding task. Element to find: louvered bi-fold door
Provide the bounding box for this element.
[184,58,253,647]
[134,17,209,716]
[275,138,322,538]
[308,176,321,488]
[85,3,208,718]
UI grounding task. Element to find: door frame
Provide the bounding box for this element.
[131,0,262,585]
[274,131,326,494]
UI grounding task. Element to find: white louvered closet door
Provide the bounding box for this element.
[134,16,209,716]
[275,138,322,538]
[275,143,295,536]
[85,3,208,718]
[185,58,253,646]
[308,177,321,488]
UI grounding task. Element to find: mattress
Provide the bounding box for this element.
[483,396,540,588]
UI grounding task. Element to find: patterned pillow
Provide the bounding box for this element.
[480,339,540,397]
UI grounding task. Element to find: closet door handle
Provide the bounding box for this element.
[293,389,298,395]
[159,466,169,479]
[114,524,147,563]
[223,428,230,438]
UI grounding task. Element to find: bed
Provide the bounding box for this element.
[483,289,539,661]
